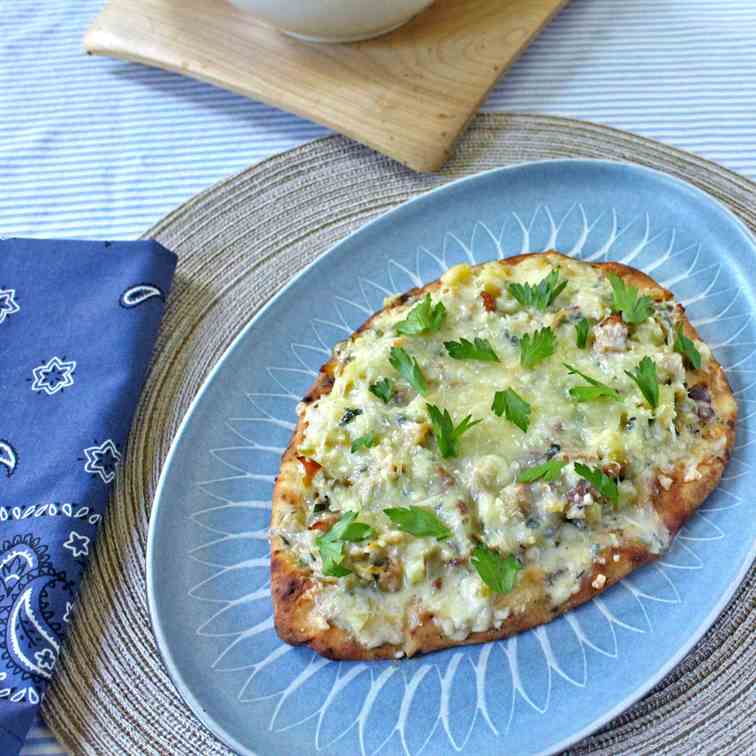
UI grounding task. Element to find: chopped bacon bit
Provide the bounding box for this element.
[602,461,625,479]
[567,479,592,502]
[447,557,468,567]
[378,559,403,593]
[480,291,497,312]
[432,577,443,590]
[593,314,628,353]
[437,466,456,489]
[688,384,715,422]
[297,456,321,483]
[599,313,624,328]
[456,499,469,515]
[697,404,715,422]
[688,384,711,402]
[308,515,339,532]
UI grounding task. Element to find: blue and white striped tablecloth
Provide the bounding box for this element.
[7,0,756,753]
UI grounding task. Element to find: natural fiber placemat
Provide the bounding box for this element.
[43,114,755,755]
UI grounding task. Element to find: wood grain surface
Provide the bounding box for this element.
[84,0,568,172]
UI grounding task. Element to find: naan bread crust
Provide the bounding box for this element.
[270,252,736,660]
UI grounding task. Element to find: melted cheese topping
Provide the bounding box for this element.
[277,254,721,651]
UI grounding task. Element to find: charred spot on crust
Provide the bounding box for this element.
[270,553,285,574]
[273,571,307,603]
[283,578,301,599]
[396,291,413,305]
[303,371,335,403]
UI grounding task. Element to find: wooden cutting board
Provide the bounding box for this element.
[84,0,568,172]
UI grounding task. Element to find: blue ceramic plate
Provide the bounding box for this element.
[148,160,755,756]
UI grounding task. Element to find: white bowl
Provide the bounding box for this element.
[228,0,435,43]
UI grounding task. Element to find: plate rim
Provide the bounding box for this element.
[146,157,756,756]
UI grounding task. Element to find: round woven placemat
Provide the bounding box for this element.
[43,114,755,755]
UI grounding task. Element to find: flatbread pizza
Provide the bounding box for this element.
[270,252,736,659]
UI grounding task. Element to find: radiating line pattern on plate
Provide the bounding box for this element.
[185,204,750,756]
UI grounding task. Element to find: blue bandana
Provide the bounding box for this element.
[0,237,176,753]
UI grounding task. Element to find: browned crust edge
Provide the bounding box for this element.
[270,251,737,660]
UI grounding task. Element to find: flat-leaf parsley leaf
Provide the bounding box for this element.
[471,545,522,593]
[517,458,567,483]
[575,317,592,349]
[608,273,654,324]
[383,506,451,540]
[520,327,556,369]
[508,269,567,312]
[316,511,375,576]
[389,346,428,396]
[351,432,378,453]
[395,293,446,336]
[426,403,482,459]
[491,388,531,432]
[574,462,619,505]
[563,363,621,402]
[369,377,393,403]
[625,355,659,410]
[673,323,702,370]
[444,337,499,362]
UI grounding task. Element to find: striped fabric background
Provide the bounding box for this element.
[7,0,755,753]
[3,0,756,244]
